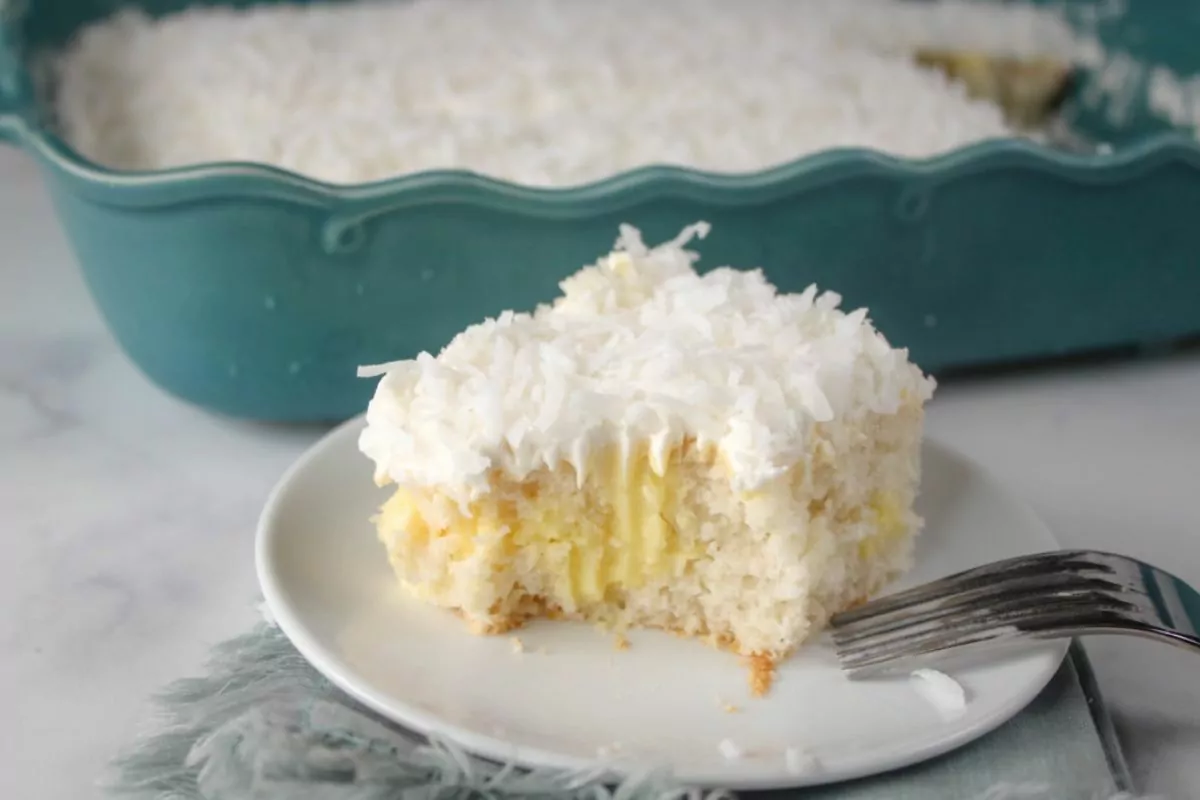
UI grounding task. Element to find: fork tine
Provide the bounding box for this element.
[837,606,1142,676]
[830,550,1117,628]
[834,589,1139,660]
[831,571,1140,646]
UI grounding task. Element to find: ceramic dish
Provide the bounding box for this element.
[3,2,1200,420]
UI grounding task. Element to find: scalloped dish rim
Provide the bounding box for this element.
[2,112,1200,210]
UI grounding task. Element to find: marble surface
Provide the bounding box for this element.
[1,148,1198,800]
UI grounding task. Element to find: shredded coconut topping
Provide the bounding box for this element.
[48,0,1093,187]
[358,223,935,503]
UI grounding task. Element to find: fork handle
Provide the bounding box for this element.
[1026,622,1200,654]
[1139,564,1200,640]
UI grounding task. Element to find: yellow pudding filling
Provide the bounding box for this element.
[377,441,710,622]
[373,417,923,677]
[858,491,909,560]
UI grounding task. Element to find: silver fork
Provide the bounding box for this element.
[829,550,1200,678]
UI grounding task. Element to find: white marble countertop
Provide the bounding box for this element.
[2,148,1198,799]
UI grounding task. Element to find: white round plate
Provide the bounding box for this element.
[257,416,1067,790]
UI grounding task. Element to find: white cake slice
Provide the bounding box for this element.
[358,223,935,695]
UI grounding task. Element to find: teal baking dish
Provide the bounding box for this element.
[2,0,1199,422]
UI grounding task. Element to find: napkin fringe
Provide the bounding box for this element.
[104,622,727,800]
[103,614,1159,800]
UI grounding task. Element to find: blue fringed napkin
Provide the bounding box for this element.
[106,621,1138,800]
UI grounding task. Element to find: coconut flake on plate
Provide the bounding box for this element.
[717,738,744,761]
[783,745,820,776]
[911,668,969,720]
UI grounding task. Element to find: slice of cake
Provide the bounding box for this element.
[357,222,935,695]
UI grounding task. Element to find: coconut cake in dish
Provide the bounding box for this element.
[357,223,936,695]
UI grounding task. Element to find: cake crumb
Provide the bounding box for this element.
[509,637,525,654]
[613,633,630,651]
[784,746,818,775]
[717,738,743,761]
[745,653,776,697]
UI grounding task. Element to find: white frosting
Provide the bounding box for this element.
[358,223,935,503]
